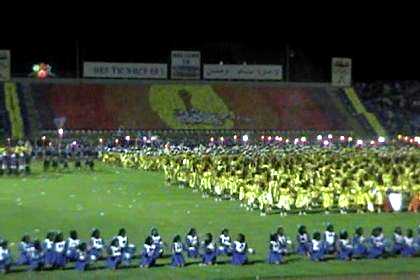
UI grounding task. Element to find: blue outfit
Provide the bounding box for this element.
[202,242,217,265]
[116,235,135,266]
[352,235,367,258]
[277,235,289,255]
[310,239,326,261]
[401,237,416,257]
[392,233,404,255]
[75,250,89,271]
[217,234,232,256]
[231,241,248,265]
[185,235,199,258]
[296,233,311,255]
[42,239,55,266]
[337,239,353,260]
[16,241,32,265]
[106,245,122,269]
[323,231,336,254]
[0,247,12,272]
[65,238,80,262]
[267,241,283,264]
[367,235,385,259]
[171,242,185,267]
[88,237,104,261]
[29,248,45,271]
[53,241,67,268]
[140,244,159,267]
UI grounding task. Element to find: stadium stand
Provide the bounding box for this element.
[356,81,420,135]
[1,80,375,138]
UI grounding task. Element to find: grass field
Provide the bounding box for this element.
[0,162,419,279]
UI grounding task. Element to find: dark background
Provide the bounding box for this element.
[1,5,418,82]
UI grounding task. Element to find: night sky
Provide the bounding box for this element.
[1,6,418,82]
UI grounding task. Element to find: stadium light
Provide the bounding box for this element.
[317,135,322,141]
[242,134,249,143]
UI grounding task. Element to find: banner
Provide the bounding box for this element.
[0,50,11,81]
[204,64,283,80]
[332,57,352,87]
[171,51,201,80]
[83,62,167,79]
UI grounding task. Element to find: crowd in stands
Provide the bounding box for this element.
[356,81,420,135]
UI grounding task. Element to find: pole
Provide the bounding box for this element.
[76,40,80,78]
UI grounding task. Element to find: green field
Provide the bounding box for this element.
[1,163,419,279]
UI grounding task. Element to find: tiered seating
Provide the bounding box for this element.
[14,81,367,134]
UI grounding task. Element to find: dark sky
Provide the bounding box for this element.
[1,5,419,82]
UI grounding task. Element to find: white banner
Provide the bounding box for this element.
[83,62,167,79]
[332,57,352,87]
[171,51,201,80]
[204,64,283,80]
[0,50,11,81]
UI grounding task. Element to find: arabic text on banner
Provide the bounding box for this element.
[83,62,167,79]
[203,64,283,81]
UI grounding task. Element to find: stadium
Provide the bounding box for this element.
[0,41,419,280]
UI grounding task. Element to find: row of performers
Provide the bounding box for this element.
[1,225,420,274]
[0,152,31,175]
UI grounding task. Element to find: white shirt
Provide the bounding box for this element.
[340,239,352,249]
[312,239,321,251]
[233,241,246,253]
[67,238,80,249]
[144,244,156,256]
[152,235,162,245]
[44,239,53,250]
[270,241,280,253]
[325,231,336,245]
[77,250,87,261]
[173,242,183,253]
[404,237,414,247]
[298,233,308,243]
[187,235,198,247]
[394,233,404,244]
[54,241,66,253]
[91,237,103,249]
[110,245,121,257]
[0,247,10,261]
[219,234,231,246]
[117,236,128,248]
